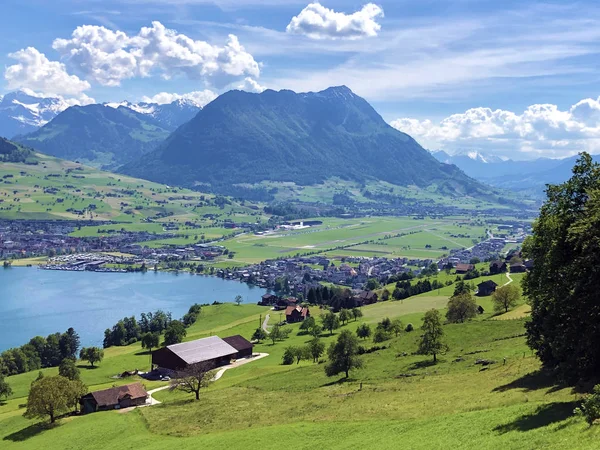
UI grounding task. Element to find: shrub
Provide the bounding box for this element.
[575,385,600,425]
[373,328,391,343]
[282,347,295,365]
[405,323,414,332]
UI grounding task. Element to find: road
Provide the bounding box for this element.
[262,313,271,334]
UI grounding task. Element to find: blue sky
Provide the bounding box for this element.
[2,0,600,159]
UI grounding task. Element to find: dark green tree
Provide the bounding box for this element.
[321,312,341,336]
[446,293,478,323]
[523,153,600,381]
[58,358,80,380]
[79,347,104,368]
[0,375,12,401]
[141,332,160,354]
[356,323,371,340]
[251,327,267,343]
[163,320,187,346]
[307,338,325,363]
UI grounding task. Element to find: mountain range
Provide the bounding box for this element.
[15,105,171,170]
[120,86,486,197]
[431,150,599,196]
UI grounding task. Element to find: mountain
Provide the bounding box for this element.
[120,86,486,196]
[104,98,202,131]
[0,90,69,139]
[431,150,599,196]
[15,104,171,170]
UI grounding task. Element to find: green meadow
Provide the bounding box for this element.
[2,295,597,449]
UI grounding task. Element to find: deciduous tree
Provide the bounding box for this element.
[418,309,447,363]
[163,320,186,346]
[446,293,478,323]
[0,375,12,401]
[79,347,104,368]
[58,358,80,381]
[356,323,371,340]
[25,376,73,423]
[321,312,340,336]
[492,284,520,313]
[170,361,215,400]
[141,332,160,354]
[325,330,363,379]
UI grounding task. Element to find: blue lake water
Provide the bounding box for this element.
[0,267,266,351]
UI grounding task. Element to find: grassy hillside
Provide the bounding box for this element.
[0,153,267,226]
[1,299,598,449]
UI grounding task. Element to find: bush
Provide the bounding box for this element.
[575,385,600,425]
[405,323,414,332]
[282,347,295,365]
[373,328,391,343]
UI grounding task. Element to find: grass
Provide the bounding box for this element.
[1,297,597,449]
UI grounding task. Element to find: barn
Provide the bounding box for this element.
[152,335,253,371]
[80,383,148,414]
[223,335,254,359]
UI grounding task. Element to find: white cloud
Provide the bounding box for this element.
[52,21,261,87]
[236,77,266,93]
[141,89,218,107]
[4,47,91,98]
[286,2,384,40]
[390,96,600,158]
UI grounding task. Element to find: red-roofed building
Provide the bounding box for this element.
[285,305,310,323]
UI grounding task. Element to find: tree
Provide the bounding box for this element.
[356,323,371,340]
[365,278,381,290]
[492,284,520,313]
[170,361,214,400]
[79,347,104,368]
[522,154,600,381]
[446,293,478,323]
[307,338,325,363]
[163,320,187,346]
[234,295,243,306]
[269,324,290,344]
[308,324,323,339]
[575,384,600,425]
[252,327,267,343]
[453,280,471,297]
[321,312,341,336]
[299,316,316,332]
[418,309,447,363]
[373,328,391,343]
[67,379,87,413]
[59,328,80,360]
[282,347,296,365]
[339,308,351,325]
[25,376,73,423]
[0,375,12,401]
[390,319,403,337]
[141,332,160,354]
[58,358,80,380]
[351,308,363,321]
[325,330,363,379]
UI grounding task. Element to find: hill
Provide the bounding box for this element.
[0,137,36,164]
[120,87,487,197]
[15,105,171,170]
[1,302,598,449]
[0,90,69,139]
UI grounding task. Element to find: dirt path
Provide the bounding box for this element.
[262,313,271,333]
[211,353,269,381]
[503,272,513,287]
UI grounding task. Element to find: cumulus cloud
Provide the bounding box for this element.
[52,21,261,87]
[4,47,91,97]
[141,90,218,107]
[390,97,600,158]
[236,77,266,93]
[286,2,384,40]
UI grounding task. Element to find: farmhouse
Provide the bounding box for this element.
[80,383,148,414]
[477,280,498,296]
[489,260,507,274]
[510,263,527,273]
[286,305,310,323]
[455,263,475,274]
[355,290,378,306]
[152,335,253,371]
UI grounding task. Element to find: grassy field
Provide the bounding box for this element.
[0,154,267,226]
[1,297,597,449]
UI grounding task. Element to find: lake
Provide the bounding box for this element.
[0,267,266,351]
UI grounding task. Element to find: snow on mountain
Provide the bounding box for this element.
[0,90,70,138]
[104,99,202,131]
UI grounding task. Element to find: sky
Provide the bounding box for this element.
[2,0,600,160]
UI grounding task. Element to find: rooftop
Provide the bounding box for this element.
[167,336,237,365]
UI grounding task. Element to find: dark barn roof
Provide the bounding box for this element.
[166,336,237,365]
[86,383,147,407]
[478,280,498,289]
[223,335,254,352]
